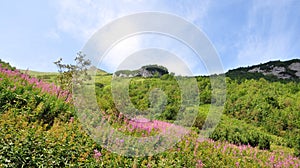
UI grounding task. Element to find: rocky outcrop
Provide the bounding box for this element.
[114,65,169,78]
[248,66,291,79]
[246,59,300,80]
[226,59,300,82]
[288,63,300,78]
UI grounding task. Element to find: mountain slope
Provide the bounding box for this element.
[226,59,300,82]
[1,59,300,167]
[114,65,169,77]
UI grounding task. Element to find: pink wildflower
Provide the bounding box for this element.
[69,117,74,123]
[93,149,102,160]
[269,155,275,163]
[196,160,204,168]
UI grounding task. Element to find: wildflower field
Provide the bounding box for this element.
[1,60,300,167]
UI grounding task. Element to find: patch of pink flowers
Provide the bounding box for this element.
[93,149,102,160]
[0,64,71,102]
[196,160,204,168]
[127,117,173,133]
[123,116,187,137]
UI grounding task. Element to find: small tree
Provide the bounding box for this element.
[54,51,91,92]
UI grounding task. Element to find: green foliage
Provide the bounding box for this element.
[54,51,91,92]
[19,70,58,83]
[114,69,139,76]
[295,138,300,157]
[0,111,96,167]
[95,76,182,121]
[224,78,300,151]
[0,59,15,70]
[0,70,72,127]
[141,64,169,75]
[226,59,300,83]
[1,59,300,166]
[94,69,300,157]
[195,105,271,150]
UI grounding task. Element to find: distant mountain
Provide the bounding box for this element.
[226,59,300,82]
[114,65,169,78]
[89,66,110,76]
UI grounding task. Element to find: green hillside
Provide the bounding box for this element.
[1,59,300,167]
[226,59,300,82]
[19,70,58,83]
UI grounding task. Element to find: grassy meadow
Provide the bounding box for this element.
[1,59,300,167]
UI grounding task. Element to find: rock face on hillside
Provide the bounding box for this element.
[248,66,292,79]
[246,60,300,79]
[114,65,169,78]
[289,62,300,77]
[226,59,300,81]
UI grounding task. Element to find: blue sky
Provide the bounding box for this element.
[0,0,300,75]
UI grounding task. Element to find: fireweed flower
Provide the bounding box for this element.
[269,155,275,163]
[93,149,102,160]
[0,66,72,102]
[196,160,204,168]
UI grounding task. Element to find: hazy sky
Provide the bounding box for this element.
[1,0,300,75]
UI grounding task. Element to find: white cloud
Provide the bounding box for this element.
[45,29,61,40]
[53,0,211,41]
[102,34,206,75]
[171,0,211,24]
[100,36,142,71]
[116,48,193,76]
[54,0,157,41]
[236,0,296,66]
[52,0,212,73]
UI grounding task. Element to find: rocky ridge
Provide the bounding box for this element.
[226,59,300,82]
[247,61,300,79]
[114,65,169,78]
